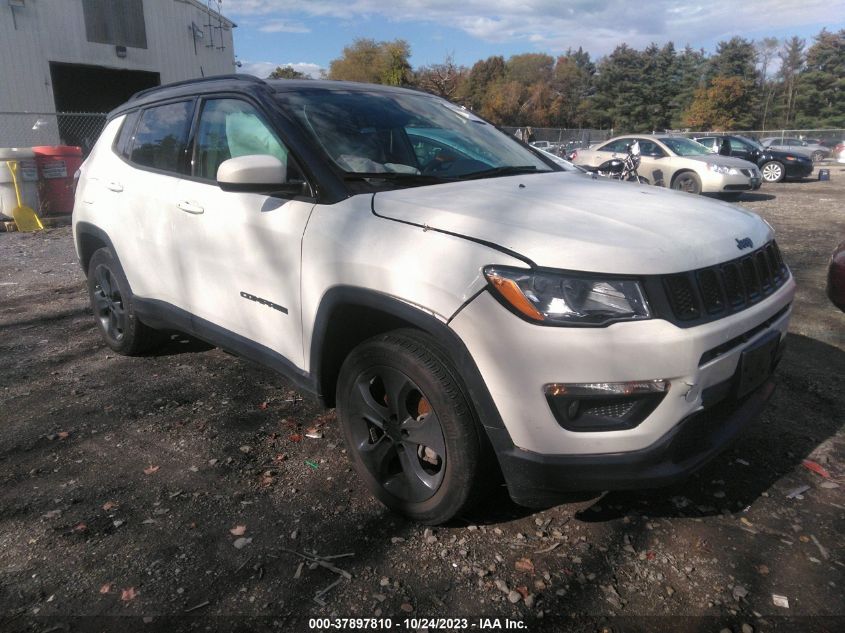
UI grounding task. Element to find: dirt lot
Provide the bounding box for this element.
[1,168,843,633]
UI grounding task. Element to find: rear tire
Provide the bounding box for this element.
[812,150,824,163]
[336,329,491,524]
[761,161,785,183]
[86,248,163,355]
[671,171,701,195]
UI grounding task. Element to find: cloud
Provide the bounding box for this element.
[223,0,839,56]
[237,60,325,78]
[257,19,310,33]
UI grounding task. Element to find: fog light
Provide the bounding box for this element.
[545,380,669,397]
[544,380,669,432]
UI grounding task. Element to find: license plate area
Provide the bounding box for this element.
[736,331,780,398]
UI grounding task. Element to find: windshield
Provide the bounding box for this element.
[658,137,713,157]
[274,88,552,180]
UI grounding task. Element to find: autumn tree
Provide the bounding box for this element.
[459,56,506,112]
[327,38,412,86]
[415,55,468,100]
[268,65,307,79]
[683,76,756,130]
[551,48,595,127]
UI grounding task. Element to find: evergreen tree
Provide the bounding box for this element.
[794,29,845,127]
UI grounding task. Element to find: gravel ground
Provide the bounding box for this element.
[1,167,843,633]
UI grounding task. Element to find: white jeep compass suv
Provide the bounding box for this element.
[73,76,795,524]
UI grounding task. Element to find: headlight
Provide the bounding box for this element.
[707,163,739,175]
[484,266,651,326]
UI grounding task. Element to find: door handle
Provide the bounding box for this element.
[106,181,123,193]
[177,200,204,215]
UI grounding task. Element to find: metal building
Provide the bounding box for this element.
[1,0,236,150]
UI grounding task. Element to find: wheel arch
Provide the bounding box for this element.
[75,222,117,275]
[669,168,698,188]
[309,288,508,438]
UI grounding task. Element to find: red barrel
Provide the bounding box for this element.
[32,146,83,215]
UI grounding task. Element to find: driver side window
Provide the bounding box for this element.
[193,98,302,182]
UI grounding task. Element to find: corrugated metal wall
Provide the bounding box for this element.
[0,0,235,147]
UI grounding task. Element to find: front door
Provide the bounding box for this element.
[172,97,315,369]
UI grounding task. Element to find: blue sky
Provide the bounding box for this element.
[223,0,845,79]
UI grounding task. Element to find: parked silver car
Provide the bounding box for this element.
[760,137,830,162]
[572,135,761,199]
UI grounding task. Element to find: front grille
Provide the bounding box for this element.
[662,241,788,323]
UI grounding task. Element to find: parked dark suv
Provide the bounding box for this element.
[694,135,813,184]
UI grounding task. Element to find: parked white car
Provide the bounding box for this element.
[572,134,762,199]
[73,76,794,523]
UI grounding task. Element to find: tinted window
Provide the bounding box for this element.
[130,101,193,173]
[696,137,718,150]
[193,99,297,182]
[113,110,139,159]
[637,140,665,156]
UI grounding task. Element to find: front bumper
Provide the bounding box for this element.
[492,376,775,507]
[700,170,759,193]
[449,277,794,503]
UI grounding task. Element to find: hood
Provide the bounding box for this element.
[373,172,773,275]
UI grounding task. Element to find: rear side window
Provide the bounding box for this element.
[113,110,139,159]
[130,101,193,173]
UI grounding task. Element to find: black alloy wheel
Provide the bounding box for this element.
[346,366,446,503]
[336,330,492,524]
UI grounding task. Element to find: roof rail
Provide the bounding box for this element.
[130,74,266,101]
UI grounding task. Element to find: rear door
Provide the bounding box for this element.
[119,100,195,308]
[632,138,668,184]
[586,138,633,167]
[172,96,315,369]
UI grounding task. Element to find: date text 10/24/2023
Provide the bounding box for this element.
[308,618,527,630]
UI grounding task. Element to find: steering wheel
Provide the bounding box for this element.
[422,151,458,175]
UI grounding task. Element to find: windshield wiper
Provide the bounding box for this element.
[459,165,550,180]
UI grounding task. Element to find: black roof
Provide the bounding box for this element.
[109,74,431,118]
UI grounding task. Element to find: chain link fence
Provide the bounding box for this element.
[667,128,845,144]
[501,126,613,154]
[0,112,108,154]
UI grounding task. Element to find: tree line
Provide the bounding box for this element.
[267,29,844,132]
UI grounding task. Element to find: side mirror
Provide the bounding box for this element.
[217,154,305,196]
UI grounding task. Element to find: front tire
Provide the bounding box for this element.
[336,329,490,524]
[671,171,702,195]
[86,248,163,355]
[761,161,785,183]
[812,150,824,163]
